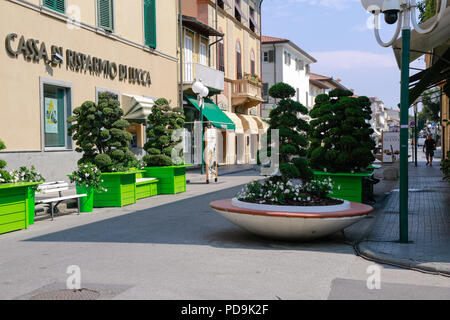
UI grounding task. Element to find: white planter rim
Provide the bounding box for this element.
[231,198,350,213]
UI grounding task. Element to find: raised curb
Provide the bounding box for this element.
[353,191,450,277]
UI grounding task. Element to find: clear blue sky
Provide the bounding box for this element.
[261,0,424,110]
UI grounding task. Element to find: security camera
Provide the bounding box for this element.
[52,53,64,63]
[382,0,401,24]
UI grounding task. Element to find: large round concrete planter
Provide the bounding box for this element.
[210,198,373,241]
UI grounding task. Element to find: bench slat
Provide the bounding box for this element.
[38,187,69,194]
[136,178,157,183]
[36,194,87,204]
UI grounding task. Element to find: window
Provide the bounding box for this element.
[43,84,70,149]
[284,51,291,66]
[144,0,157,48]
[43,0,65,13]
[249,6,255,32]
[296,59,304,71]
[236,41,242,79]
[235,0,241,22]
[296,88,300,102]
[262,83,269,102]
[218,0,225,9]
[250,50,255,75]
[200,42,207,66]
[263,50,274,63]
[217,39,225,72]
[97,0,114,32]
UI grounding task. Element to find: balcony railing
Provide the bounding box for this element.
[182,62,224,92]
[231,78,263,108]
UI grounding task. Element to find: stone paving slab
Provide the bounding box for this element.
[357,160,450,275]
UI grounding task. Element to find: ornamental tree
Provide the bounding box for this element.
[307,89,375,173]
[67,92,137,172]
[0,139,11,183]
[266,82,312,182]
[143,98,185,167]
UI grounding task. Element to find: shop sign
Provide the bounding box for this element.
[5,33,151,86]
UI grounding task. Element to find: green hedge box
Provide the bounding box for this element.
[0,182,40,235]
[313,171,373,203]
[93,172,138,208]
[135,171,158,200]
[143,165,190,195]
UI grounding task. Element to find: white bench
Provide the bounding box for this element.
[36,181,87,220]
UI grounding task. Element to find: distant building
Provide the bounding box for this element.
[261,36,317,119]
[308,73,349,108]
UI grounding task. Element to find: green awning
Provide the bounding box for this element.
[184,94,235,130]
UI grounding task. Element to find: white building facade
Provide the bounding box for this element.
[261,36,317,119]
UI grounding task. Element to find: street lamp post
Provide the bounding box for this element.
[192,79,209,175]
[361,0,447,243]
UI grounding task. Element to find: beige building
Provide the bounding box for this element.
[180,0,266,166]
[0,0,179,180]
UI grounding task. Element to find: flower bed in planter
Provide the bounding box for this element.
[142,165,190,195]
[0,182,40,234]
[210,198,373,241]
[313,171,373,203]
[93,172,138,207]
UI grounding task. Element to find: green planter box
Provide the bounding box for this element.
[135,172,159,200]
[0,182,40,235]
[313,171,373,203]
[28,187,36,225]
[143,165,190,195]
[93,172,138,208]
[76,185,94,212]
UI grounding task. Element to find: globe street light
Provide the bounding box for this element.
[192,79,209,174]
[361,0,447,243]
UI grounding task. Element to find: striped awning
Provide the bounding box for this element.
[237,114,259,135]
[224,111,244,134]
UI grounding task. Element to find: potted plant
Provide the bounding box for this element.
[307,89,376,203]
[210,83,374,241]
[68,163,104,212]
[67,92,139,207]
[142,98,189,194]
[0,139,44,234]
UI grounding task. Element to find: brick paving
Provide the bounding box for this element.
[357,159,450,275]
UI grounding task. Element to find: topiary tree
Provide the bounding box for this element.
[266,82,313,182]
[0,139,11,183]
[307,89,375,173]
[67,92,137,172]
[143,98,185,167]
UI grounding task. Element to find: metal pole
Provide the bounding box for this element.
[399,18,410,243]
[414,104,418,167]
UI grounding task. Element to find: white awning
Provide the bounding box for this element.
[121,94,156,120]
[223,111,244,134]
[393,3,450,68]
[237,114,259,135]
[251,116,268,134]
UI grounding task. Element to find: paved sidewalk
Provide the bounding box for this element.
[187,164,257,183]
[357,159,450,275]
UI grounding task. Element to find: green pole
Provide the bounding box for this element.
[399,28,410,243]
[200,97,205,175]
[414,105,418,167]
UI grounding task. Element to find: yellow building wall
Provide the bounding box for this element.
[0,0,178,151]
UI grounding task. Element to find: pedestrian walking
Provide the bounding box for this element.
[423,135,436,166]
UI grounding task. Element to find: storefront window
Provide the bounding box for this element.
[43,84,67,148]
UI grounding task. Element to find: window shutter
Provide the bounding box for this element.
[268,50,274,63]
[44,0,65,13]
[144,0,157,48]
[98,0,114,32]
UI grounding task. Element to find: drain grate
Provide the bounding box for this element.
[30,289,100,300]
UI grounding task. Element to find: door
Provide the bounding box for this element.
[184,35,193,82]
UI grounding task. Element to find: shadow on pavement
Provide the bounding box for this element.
[24,182,356,255]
